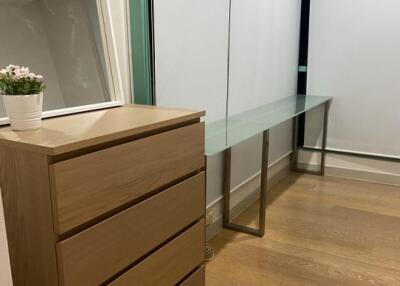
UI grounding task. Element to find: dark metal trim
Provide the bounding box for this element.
[291,116,299,170]
[300,147,400,163]
[148,0,157,105]
[222,148,232,227]
[297,0,311,147]
[292,101,329,175]
[320,101,330,175]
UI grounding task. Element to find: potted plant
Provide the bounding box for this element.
[0,65,46,130]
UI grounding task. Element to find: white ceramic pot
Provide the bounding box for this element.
[3,93,43,131]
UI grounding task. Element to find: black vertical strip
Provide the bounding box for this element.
[148,0,156,105]
[297,0,311,146]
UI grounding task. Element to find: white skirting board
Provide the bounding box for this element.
[298,149,400,186]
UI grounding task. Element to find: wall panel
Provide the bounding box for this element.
[307,0,400,157]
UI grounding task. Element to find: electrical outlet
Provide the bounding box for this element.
[206,208,214,226]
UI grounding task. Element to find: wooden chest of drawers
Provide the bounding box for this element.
[0,105,206,286]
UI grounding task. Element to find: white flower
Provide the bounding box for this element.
[0,65,43,82]
[19,67,30,76]
[6,64,18,71]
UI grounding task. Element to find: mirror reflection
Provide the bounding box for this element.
[0,0,114,118]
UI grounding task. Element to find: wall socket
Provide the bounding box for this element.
[206,208,214,226]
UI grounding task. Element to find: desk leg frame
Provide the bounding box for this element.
[221,101,329,237]
[223,130,269,237]
[292,101,330,176]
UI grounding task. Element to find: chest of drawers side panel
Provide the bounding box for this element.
[0,146,58,286]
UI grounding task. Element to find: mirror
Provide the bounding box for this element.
[0,0,122,120]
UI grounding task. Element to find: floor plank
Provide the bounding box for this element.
[206,173,400,286]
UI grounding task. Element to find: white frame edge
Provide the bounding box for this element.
[126,0,135,104]
[0,101,122,125]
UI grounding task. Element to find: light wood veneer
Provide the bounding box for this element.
[180,266,206,286]
[0,105,204,155]
[51,123,204,234]
[0,105,206,286]
[0,147,58,286]
[109,220,205,286]
[57,173,205,286]
[207,174,400,286]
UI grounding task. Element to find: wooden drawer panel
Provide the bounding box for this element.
[109,220,205,286]
[57,173,205,286]
[180,266,205,286]
[50,123,204,234]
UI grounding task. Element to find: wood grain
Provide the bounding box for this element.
[109,220,205,286]
[206,173,400,286]
[0,105,205,155]
[51,123,205,234]
[0,146,58,286]
[57,173,205,286]
[180,266,205,286]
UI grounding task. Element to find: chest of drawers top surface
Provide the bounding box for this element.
[0,104,205,155]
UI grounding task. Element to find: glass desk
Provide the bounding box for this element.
[205,94,332,237]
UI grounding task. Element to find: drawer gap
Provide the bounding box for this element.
[175,265,205,286]
[58,169,205,241]
[100,218,204,286]
[50,119,200,163]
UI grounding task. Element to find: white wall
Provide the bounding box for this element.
[153,0,229,123]
[228,0,302,115]
[307,0,400,158]
[224,0,301,204]
[154,0,301,205]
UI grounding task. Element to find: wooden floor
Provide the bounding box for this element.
[206,174,400,286]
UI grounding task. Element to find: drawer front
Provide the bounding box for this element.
[57,173,205,286]
[180,266,205,286]
[50,122,204,234]
[109,220,205,286]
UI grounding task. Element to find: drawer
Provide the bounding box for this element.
[50,122,205,234]
[56,173,205,286]
[109,220,205,286]
[180,266,205,286]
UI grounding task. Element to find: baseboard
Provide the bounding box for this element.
[298,149,400,186]
[206,153,291,241]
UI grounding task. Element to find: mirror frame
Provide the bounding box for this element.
[0,0,131,125]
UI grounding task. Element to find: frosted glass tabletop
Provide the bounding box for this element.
[205,95,332,156]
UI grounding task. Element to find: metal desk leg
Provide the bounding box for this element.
[292,116,299,171]
[222,148,232,227]
[320,101,329,176]
[223,130,270,237]
[292,101,330,176]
